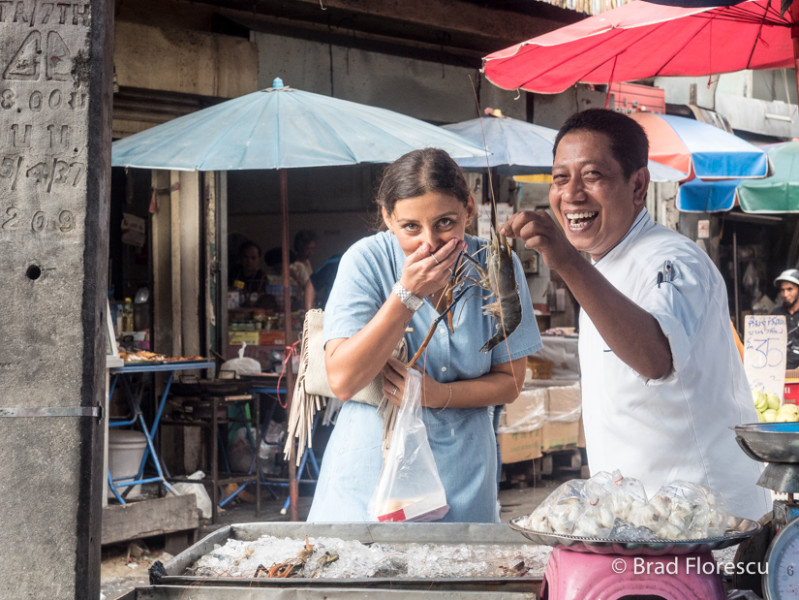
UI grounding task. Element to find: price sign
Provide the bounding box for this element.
[478,203,514,239]
[744,315,787,399]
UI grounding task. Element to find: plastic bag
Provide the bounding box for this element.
[368,370,449,522]
[219,342,262,379]
[170,470,213,519]
[648,480,730,539]
[518,471,732,541]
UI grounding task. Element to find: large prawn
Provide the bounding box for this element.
[406,220,523,367]
[471,227,523,352]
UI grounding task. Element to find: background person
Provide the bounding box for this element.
[771,268,799,369]
[229,240,268,307]
[290,230,317,311]
[500,109,770,521]
[307,148,541,522]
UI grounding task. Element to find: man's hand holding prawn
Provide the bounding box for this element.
[500,210,579,273]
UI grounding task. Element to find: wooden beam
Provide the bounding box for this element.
[281,0,570,43]
[122,0,579,58]
[101,495,199,545]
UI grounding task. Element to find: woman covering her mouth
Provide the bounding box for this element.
[306,147,541,523]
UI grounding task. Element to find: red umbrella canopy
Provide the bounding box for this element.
[483,0,796,95]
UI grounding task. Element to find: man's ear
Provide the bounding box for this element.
[632,166,650,206]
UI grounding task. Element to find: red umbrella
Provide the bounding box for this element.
[483,0,799,97]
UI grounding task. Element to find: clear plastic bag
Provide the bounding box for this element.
[219,342,261,378]
[648,480,730,539]
[519,471,732,541]
[368,370,449,522]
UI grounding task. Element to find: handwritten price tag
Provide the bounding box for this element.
[744,315,787,399]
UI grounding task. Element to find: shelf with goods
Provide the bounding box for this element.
[226,307,303,373]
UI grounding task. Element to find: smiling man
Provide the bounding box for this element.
[501,109,770,521]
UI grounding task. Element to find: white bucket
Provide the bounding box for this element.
[108,429,147,480]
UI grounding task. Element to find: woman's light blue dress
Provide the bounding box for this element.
[307,231,541,522]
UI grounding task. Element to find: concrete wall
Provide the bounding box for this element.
[0,1,113,597]
[254,31,525,123]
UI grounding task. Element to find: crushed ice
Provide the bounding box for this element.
[191,535,552,578]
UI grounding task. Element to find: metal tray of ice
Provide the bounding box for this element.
[116,585,537,599]
[150,522,550,592]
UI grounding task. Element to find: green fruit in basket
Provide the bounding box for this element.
[776,404,799,422]
[767,392,782,411]
[752,390,768,412]
[762,408,778,422]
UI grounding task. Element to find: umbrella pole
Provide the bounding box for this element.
[280,168,299,521]
[792,1,799,105]
[733,226,740,333]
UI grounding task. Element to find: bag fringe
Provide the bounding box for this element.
[284,310,408,467]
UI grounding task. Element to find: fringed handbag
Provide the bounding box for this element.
[284,308,408,466]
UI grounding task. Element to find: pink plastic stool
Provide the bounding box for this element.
[540,546,726,600]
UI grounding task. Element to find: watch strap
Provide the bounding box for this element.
[392,281,424,312]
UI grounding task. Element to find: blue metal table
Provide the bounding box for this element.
[107,360,215,504]
[250,380,319,514]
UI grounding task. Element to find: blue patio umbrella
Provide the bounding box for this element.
[630,112,773,181]
[677,142,799,213]
[648,161,689,183]
[111,78,486,519]
[112,80,485,171]
[441,115,557,175]
[443,114,687,200]
[676,178,741,212]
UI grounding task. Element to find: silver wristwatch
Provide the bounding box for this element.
[392,281,424,312]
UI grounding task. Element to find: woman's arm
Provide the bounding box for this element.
[324,296,415,401]
[381,355,527,409]
[304,279,315,311]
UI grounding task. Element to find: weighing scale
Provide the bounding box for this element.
[510,514,758,600]
[734,422,799,599]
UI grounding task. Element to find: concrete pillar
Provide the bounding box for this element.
[0,1,113,598]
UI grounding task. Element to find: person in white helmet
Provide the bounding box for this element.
[771,269,799,369]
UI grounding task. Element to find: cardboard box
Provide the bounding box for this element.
[259,330,286,346]
[542,420,580,452]
[228,331,259,346]
[498,428,543,464]
[501,386,548,430]
[577,415,586,448]
[547,383,581,421]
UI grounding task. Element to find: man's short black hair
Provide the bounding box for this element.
[554,109,649,179]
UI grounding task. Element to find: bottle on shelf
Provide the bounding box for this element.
[121,297,134,332]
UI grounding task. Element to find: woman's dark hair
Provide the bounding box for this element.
[554,109,649,179]
[376,148,470,215]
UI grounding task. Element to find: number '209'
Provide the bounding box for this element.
[2,207,74,232]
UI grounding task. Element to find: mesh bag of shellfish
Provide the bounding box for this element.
[517,470,730,540]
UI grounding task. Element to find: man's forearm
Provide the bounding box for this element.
[557,254,673,380]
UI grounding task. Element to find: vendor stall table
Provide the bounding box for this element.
[107,360,215,504]
[248,378,319,514]
[164,383,260,524]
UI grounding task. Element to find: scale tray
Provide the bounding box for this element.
[509,515,761,556]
